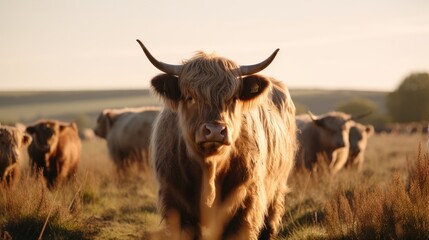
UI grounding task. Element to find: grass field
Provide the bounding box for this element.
[1,131,428,239]
[2,89,428,239]
[0,132,429,239]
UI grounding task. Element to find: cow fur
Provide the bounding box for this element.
[295,111,353,175]
[26,120,81,188]
[94,107,161,173]
[148,52,296,239]
[346,122,374,171]
[0,124,32,187]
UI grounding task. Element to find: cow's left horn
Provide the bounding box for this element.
[136,39,182,76]
[349,111,372,121]
[239,48,280,76]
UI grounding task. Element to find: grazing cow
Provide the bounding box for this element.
[137,39,296,239]
[26,120,81,188]
[346,122,374,171]
[94,107,161,172]
[0,124,32,187]
[295,111,369,175]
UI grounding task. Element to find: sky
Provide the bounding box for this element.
[0,0,428,92]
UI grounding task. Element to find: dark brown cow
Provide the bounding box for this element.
[137,39,296,239]
[346,122,374,171]
[94,107,161,172]
[0,124,32,187]
[26,120,81,188]
[295,111,369,174]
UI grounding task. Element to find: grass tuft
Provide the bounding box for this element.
[324,148,429,239]
[0,172,85,240]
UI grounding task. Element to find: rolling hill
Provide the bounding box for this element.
[0,88,388,128]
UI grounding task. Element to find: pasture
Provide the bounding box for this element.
[1,89,428,239]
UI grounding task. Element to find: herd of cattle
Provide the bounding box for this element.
[0,40,428,239]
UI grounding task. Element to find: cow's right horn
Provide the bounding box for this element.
[239,48,280,76]
[136,39,183,76]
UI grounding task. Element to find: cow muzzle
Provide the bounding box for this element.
[196,123,231,155]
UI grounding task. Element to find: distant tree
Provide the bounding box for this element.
[336,98,377,117]
[335,98,388,127]
[387,72,429,123]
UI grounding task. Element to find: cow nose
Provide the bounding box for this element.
[203,123,226,142]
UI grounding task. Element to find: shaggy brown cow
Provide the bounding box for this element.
[0,124,32,187]
[94,107,161,172]
[26,120,81,188]
[295,111,369,174]
[137,39,296,239]
[346,122,374,171]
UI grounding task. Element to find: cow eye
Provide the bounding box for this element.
[186,96,195,104]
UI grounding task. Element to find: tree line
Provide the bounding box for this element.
[298,72,429,131]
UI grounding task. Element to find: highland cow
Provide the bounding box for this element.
[0,124,32,187]
[296,111,369,174]
[26,120,81,188]
[94,107,160,172]
[137,39,296,239]
[346,122,374,171]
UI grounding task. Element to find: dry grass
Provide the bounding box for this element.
[324,150,429,239]
[0,138,161,239]
[0,171,85,239]
[1,133,428,239]
[282,133,428,240]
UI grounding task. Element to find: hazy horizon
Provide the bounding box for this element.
[1,0,428,92]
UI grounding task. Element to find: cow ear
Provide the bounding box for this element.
[105,112,116,128]
[151,74,181,110]
[26,126,36,134]
[313,119,325,128]
[59,124,66,131]
[69,122,78,131]
[22,133,32,146]
[365,124,374,136]
[240,75,270,101]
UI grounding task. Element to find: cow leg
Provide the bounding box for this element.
[224,186,266,240]
[163,208,196,240]
[224,216,260,240]
[259,189,286,240]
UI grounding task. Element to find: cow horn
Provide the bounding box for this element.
[136,39,182,76]
[239,49,280,76]
[307,111,318,121]
[349,111,373,121]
